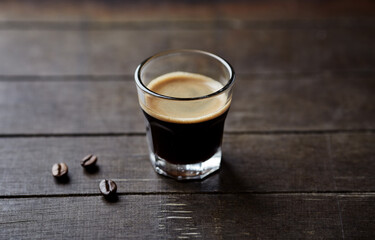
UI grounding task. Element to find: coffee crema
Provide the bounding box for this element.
[141,72,230,124]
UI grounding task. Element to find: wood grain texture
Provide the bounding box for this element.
[231,74,375,132]
[0,0,374,22]
[85,28,375,75]
[0,80,143,134]
[0,1,374,239]
[0,28,373,75]
[339,195,375,239]
[0,75,373,134]
[0,194,343,239]
[0,133,373,196]
[0,30,88,76]
[330,134,375,191]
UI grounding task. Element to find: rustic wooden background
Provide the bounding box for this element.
[0,0,374,239]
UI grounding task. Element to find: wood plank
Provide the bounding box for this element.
[0,30,88,76]
[2,133,374,196]
[0,80,143,134]
[0,75,374,134]
[0,28,374,75]
[0,0,374,22]
[228,74,375,132]
[1,133,372,196]
[85,28,375,76]
[330,134,375,191]
[339,195,375,239]
[0,194,343,239]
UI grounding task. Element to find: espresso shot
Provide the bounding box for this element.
[135,50,235,180]
[141,72,230,165]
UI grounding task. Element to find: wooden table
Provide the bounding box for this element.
[1,1,374,239]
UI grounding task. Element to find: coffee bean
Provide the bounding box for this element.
[52,163,68,177]
[99,179,117,196]
[81,154,98,168]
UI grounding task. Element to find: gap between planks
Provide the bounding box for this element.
[0,19,374,30]
[1,191,375,199]
[0,70,374,81]
[0,129,373,138]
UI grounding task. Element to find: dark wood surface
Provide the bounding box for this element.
[1,133,374,196]
[1,1,374,239]
[0,29,374,75]
[1,75,373,134]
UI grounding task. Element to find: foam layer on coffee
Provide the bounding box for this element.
[141,72,230,124]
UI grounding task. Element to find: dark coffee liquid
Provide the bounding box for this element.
[143,109,228,164]
[140,71,230,165]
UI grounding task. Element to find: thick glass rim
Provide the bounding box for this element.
[135,49,235,101]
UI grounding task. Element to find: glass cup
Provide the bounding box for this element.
[135,49,235,180]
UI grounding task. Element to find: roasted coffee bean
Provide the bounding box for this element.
[81,154,98,167]
[52,163,68,177]
[99,179,117,196]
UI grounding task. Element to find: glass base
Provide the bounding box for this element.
[149,149,222,180]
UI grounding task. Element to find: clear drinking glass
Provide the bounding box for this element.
[135,49,235,180]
